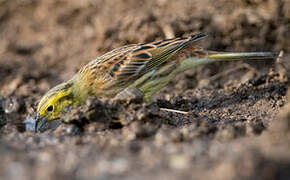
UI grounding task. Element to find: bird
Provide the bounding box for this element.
[35,33,277,132]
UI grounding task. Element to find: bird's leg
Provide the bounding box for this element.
[114,87,144,102]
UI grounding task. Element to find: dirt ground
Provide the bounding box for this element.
[1,0,290,179]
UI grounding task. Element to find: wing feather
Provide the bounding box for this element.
[80,33,207,91]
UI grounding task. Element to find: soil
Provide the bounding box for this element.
[1,0,290,179]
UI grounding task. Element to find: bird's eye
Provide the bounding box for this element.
[47,105,54,112]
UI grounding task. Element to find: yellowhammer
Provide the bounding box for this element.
[36,33,277,131]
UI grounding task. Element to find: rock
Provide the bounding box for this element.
[168,154,190,170]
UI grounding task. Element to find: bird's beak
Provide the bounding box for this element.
[34,114,62,132]
[35,114,48,132]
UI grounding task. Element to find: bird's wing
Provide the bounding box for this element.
[110,33,207,80]
[79,33,207,92]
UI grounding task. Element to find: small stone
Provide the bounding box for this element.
[168,154,190,170]
[2,97,25,114]
[24,115,37,132]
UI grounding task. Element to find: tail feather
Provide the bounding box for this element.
[178,51,278,73]
[207,51,278,61]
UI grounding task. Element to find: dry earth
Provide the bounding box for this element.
[0,0,290,179]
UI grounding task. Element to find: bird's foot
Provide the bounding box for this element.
[114,87,144,103]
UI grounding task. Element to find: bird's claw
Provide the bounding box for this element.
[114,87,144,103]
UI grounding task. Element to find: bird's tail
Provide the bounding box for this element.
[207,51,277,61]
[178,51,278,73]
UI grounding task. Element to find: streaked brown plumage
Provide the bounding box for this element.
[77,33,208,97]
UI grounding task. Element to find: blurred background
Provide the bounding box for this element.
[0,0,290,179]
[0,0,289,97]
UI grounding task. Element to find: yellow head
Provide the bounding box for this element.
[36,82,74,131]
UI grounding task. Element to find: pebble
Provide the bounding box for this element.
[24,115,37,132]
[168,154,190,170]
